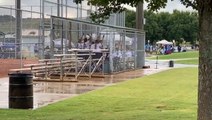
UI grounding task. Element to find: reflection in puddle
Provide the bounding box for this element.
[1,63,172,109]
[34,69,145,96]
[0,69,146,109]
[34,82,105,94]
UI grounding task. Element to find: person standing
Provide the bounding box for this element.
[178,45,181,52]
[77,38,85,49]
[34,43,38,56]
[90,39,102,59]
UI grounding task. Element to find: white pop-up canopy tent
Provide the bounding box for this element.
[156,39,173,45]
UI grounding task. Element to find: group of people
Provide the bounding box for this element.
[76,34,105,59]
[77,34,104,52]
[77,34,135,72]
[158,44,173,54]
[112,44,134,71]
[155,44,187,55]
[39,33,135,72]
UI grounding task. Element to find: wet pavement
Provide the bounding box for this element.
[0,60,197,109]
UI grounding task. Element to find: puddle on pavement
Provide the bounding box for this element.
[1,69,148,109]
[34,69,145,95]
[34,82,105,94]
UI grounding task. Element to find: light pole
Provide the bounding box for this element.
[155,44,158,69]
[15,0,21,59]
[172,40,175,52]
[136,2,145,68]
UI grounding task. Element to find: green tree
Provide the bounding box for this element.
[125,10,136,28]
[169,10,198,44]
[144,10,163,43]
[126,10,198,44]
[75,0,212,120]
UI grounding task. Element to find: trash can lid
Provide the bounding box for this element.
[8,72,33,77]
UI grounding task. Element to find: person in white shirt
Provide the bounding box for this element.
[126,50,132,58]
[84,35,91,49]
[112,47,122,71]
[90,37,104,72]
[77,38,85,49]
[125,46,134,69]
[90,39,103,59]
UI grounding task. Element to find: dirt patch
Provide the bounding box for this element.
[0,59,38,78]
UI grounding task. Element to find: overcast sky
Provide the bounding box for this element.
[155,0,194,12]
[0,0,195,12]
[0,0,39,6]
[126,0,194,12]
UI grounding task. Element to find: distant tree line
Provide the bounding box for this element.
[0,15,15,22]
[0,15,41,33]
[125,10,199,45]
[0,11,199,45]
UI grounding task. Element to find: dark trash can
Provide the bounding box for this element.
[169,60,174,67]
[8,73,33,109]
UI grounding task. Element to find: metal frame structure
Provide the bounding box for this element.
[0,0,145,75]
[50,16,145,73]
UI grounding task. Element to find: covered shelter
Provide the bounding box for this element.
[0,0,145,80]
[156,39,173,45]
[49,16,145,73]
[156,40,173,54]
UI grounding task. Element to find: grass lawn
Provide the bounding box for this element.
[148,51,199,60]
[0,68,198,120]
[175,59,199,65]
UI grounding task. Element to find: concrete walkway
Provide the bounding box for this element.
[0,60,197,109]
